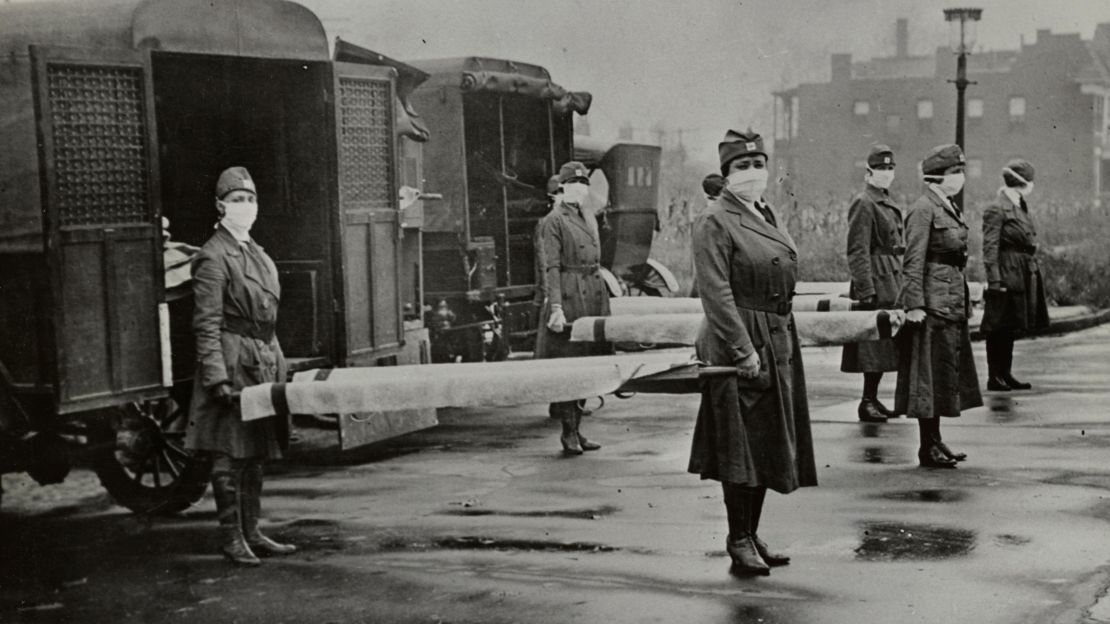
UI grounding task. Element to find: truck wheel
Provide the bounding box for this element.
[89,398,210,516]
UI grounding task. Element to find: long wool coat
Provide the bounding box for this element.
[841,184,905,373]
[185,226,289,459]
[894,189,983,419]
[533,200,612,360]
[980,190,1049,334]
[688,191,817,494]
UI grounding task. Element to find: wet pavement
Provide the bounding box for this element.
[2,325,1110,623]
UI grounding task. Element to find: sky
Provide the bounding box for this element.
[295,0,1110,164]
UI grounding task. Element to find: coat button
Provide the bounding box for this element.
[770,292,781,300]
[772,257,781,265]
[262,300,270,309]
[789,252,797,261]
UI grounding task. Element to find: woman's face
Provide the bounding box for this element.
[218,190,257,214]
[727,155,768,174]
[943,164,965,175]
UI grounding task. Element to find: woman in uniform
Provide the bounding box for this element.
[186,166,296,566]
[895,145,982,469]
[690,130,816,575]
[841,145,904,422]
[981,159,1049,391]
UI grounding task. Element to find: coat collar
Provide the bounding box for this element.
[865,184,901,213]
[925,184,966,224]
[211,225,279,297]
[717,191,797,253]
[556,200,599,245]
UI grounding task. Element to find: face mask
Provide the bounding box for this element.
[867,168,895,190]
[935,172,966,197]
[1019,182,1034,198]
[726,167,769,202]
[561,182,589,205]
[219,199,258,232]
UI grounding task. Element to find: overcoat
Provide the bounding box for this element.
[533,200,612,360]
[841,184,904,372]
[186,226,289,459]
[980,189,1049,334]
[894,188,983,419]
[688,191,817,494]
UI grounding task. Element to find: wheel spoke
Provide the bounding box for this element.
[152,454,163,488]
[164,442,191,461]
[161,449,182,479]
[130,461,147,484]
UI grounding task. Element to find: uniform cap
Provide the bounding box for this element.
[867,144,895,168]
[921,144,965,176]
[1003,158,1034,183]
[215,166,256,199]
[557,161,590,184]
[702,173,725,198]
[546,174,562,196]
[718,129,767,174]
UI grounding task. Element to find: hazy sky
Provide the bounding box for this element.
[298,0,1110,164]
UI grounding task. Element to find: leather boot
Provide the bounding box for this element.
[726,534,771,575]
[211,469,261,566]
[576,414,601,451]
[857,399,888,423]
[241,463,296,556]
[986,334,1012,391]
[917,419,957,468]
[560,412,583,455]
[722,484,770,575]
[932,421,966,462]
[749,488,789,566]
[871,398,897,418]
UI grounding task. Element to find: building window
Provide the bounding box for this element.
[854,100,870,117]
[790,95,800,138]
[967,158,983,179]
[917,99,934,119]
[1009,96,1026,124]
[968,98,984,119]
[886,114,901,134]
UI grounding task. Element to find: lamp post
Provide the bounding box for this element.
[944,7,982,209]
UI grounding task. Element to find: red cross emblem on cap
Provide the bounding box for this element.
[883,156,891,163]
[576,168,586,176]
[745,142,757,151]
[959,154,966,162]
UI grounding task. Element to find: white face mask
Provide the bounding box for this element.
[561,182,589,205]
[1019,182,1034,198]
[726,168,769,202]
[218,199,258,232]
[935,172,966,197]
[867,168,895,190]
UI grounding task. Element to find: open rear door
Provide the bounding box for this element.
[330,62,404,366]
[31,46,166,414]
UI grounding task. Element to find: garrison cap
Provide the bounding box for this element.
[702,173,725,199]
[1003,158,1034,183]
[215,166,256,199]
[557,161,590,185]
[921,144,965,176]
[718,129,767,175]
[867,144,895,167]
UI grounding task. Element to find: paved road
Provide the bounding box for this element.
[2,325,1109,624]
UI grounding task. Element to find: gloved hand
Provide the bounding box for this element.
[547,306,567,333]
[906,308,927,324]
[209,382,237,408]
[858,295,878,311]
[735,350,761,379]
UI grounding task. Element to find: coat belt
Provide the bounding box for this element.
[223,315,276,342]
[1000,243,1036,254]
[926,251,968,269]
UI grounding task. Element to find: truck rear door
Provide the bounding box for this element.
[30,46,167,414]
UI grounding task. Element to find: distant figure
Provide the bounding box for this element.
[534,162,612,455]
[981,159,1049,391]
[690,129,815,576]
[186,166,296,566]
[895,145,982,469]
[841,145,904,422]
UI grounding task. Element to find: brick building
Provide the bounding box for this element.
[772,19,1110,210]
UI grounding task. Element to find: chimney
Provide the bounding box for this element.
[831,53,852,82]
[896,18,909,58]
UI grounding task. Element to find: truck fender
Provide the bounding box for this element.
[644,259,679,294]
[598,266,624,298]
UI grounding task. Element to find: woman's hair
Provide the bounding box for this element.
[1002,171,1025,188]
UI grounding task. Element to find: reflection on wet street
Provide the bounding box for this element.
[855,522,977,561]
[872,488,968,503]
[988,396,1019,423]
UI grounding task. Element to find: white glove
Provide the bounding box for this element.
[547,306,567,333]
[736,350,761,378]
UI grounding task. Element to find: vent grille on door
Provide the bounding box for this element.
[337,78,394,209]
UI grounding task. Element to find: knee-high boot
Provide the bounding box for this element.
[241,462,296,556]
[917,418,957,468]
[721,483,769,574]
[575,407,601,451]
[211,465,261,566]
[749,487,789,566]
[999,333,1030,389]
[986,333,1011,391]
[559,404,583,455]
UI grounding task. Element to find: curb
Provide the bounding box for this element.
[970,307,1110,341]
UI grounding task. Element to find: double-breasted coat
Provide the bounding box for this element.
[186,226,289,459]
[841,184,905,372]
[980,189,1049,334]
[894,188,982,419]
[688,191,817,494]
[533,200,612,360]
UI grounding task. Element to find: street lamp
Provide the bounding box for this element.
[944,7,982,209]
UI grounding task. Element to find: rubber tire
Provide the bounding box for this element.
[88,398,210,516]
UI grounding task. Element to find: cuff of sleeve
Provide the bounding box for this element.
[729,344,755,364]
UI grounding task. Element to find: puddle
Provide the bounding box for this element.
[988,396,1021,423]
[873,489,968,503]
[435,536,617,553]
[441,505,619,520]
[857,446,911,465]
[993,534,1031,547]
[855,521,976,561]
